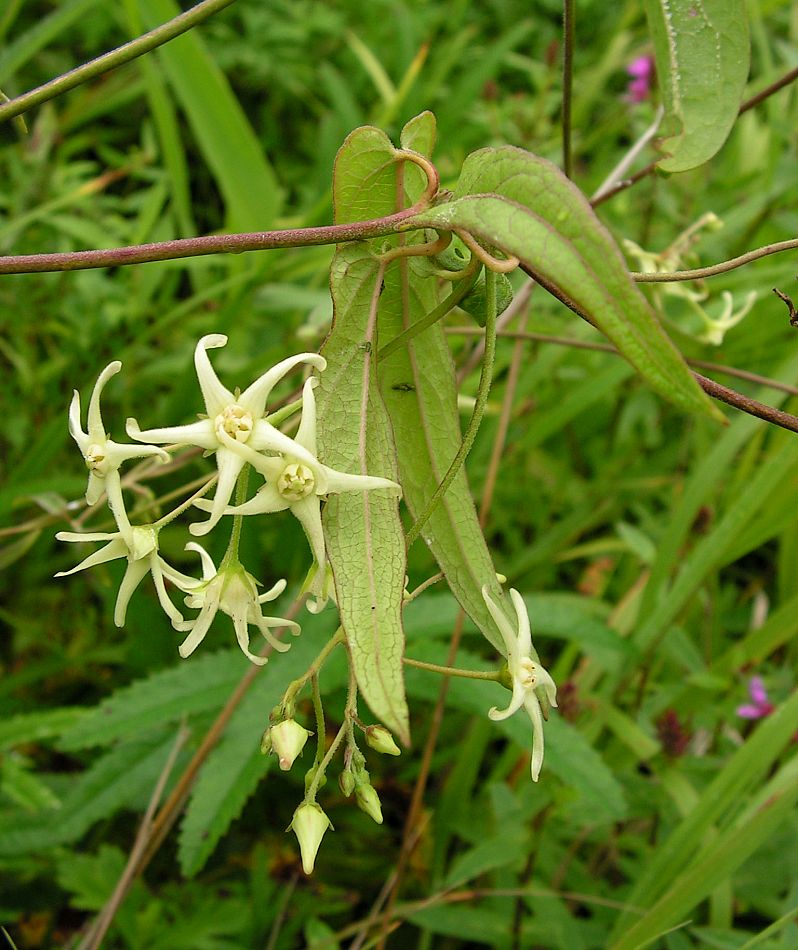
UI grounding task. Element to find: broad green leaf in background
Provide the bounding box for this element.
[645,0,750,173]
[136,0,281,231]
[317,127,409,742]
[405,146,721,423]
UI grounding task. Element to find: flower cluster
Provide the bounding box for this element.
[57,335,400,663]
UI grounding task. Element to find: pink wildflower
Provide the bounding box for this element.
[736,676,775,720]
[626,55,654,104]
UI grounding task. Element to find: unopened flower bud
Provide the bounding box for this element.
[365,725,401,756]
[259,729,273,755]
[339,770,356,797]
[355,783,383,824]
[289,802,332,874]
[270,719,312,771]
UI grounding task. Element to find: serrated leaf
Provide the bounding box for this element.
[645,0,750,172]
[1,753,61,812]
[406,146,721,422]
[59,650,246,750]
[0,706,88,749]
[0,732,176,856]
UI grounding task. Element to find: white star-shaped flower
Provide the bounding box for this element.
[482,586,557,782]
[68,361,169,538]
[195,378,400,612]
[171,542,300,665]
[125,335,326,536]
[56,524,188,628]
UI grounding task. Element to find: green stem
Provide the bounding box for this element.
[405,269,498,547]
[403,657,502,682]
[311,673,326,772]
[222,466,249,568]
[305,661,357,802]
[378,268,480,362]
[281,628,346,715]
[265,397,303,428]
[0,0,238,125]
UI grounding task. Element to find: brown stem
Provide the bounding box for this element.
[445,326,798,398]
[0,209,425,275]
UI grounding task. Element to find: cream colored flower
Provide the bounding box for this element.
[171,542,299,665]
[56,524,186,628]
[68,361,169,538]
[196,378,400,612]
[482,586,557,782]
[126,335,326,536]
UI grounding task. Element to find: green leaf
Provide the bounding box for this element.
[406,146,721,422]
[59,650,246,750]
[611,687,798,941]
[0,732,177,856]
[645,0,750,172]
[136,0,281,231]
[0,706,87,749]
[316,124,410,743]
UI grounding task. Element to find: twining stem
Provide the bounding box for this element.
[0,0,238,124]
[378,268,480,362]
[405,270,499,547]
[403,657,501,682]
[0,209,429,275]
[630,237,798,282]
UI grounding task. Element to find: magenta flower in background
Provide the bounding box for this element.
[626,55,654,103]
[736,676,775,720]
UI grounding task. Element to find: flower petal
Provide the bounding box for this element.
[736,704,765,720]
[239,353,327,420]
[487,679,527,721]
[178,600,218,658]
[231,611,269,665]
[126,417,217,451]
[481,586,519,662]
[188,447,246,536]
[523,692,546,782]
[113,557,150,627]
[194,335,235,416]
[87,361,122,440]
[68,390,89,452]
[749,676,768,706]
[509,588,532,658]
[184,541,217,581]
[55,538,128,576]
[247,419,318,466]
[318,465,400,498]
[294,378,319,457]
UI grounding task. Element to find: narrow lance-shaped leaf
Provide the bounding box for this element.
[645,0,750,173]
[405,146,722,422]
[316,126,409,742]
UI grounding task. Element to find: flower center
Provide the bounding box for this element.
[215,404,254,443]
[277,463,316,501]
[519,657,537,688]
[85,443,108,475]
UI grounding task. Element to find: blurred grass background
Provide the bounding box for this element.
[2,0,798,947]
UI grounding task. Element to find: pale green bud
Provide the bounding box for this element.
[365,725,401,756]
[259,729,273,756]
[289,802,333,875]
[355,783,383,825]
[339,770,356,797]
[270,719,312,771]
